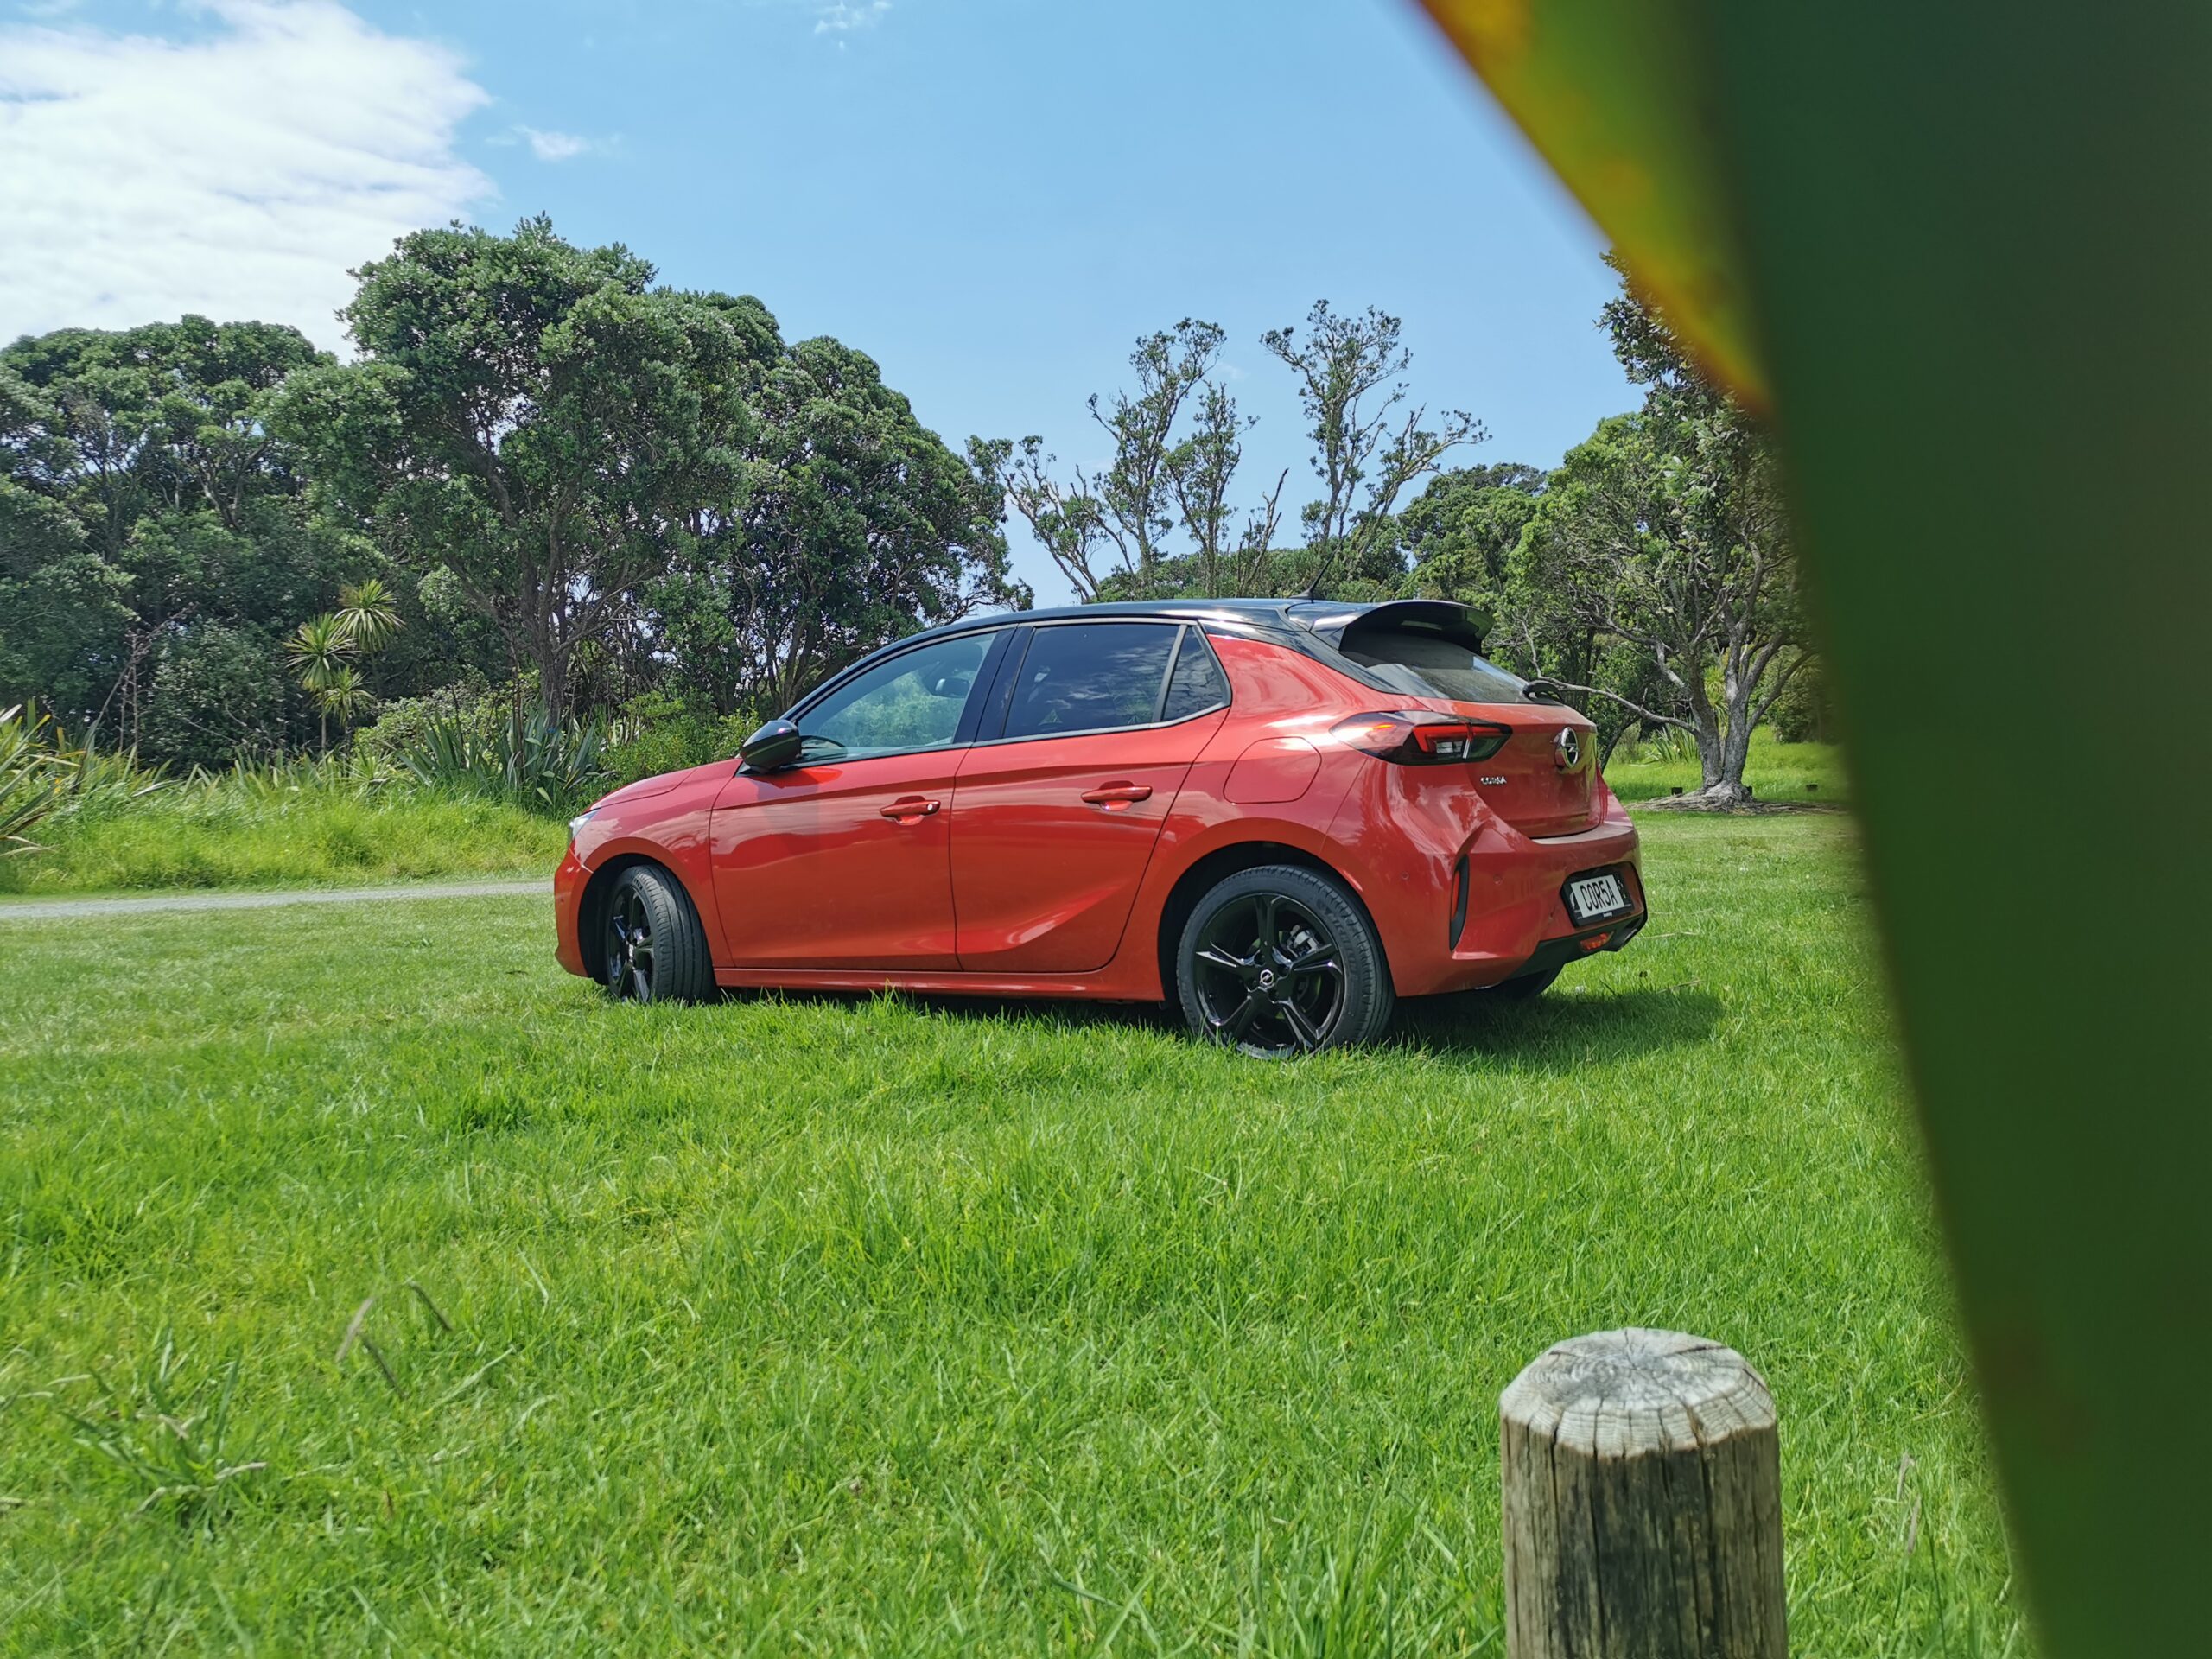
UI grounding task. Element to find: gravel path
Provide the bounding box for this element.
[0,879,547,922]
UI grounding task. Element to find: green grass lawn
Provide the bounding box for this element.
[1605,732,1847,805]
[0,817,2024,1654]
[0,785,567,897]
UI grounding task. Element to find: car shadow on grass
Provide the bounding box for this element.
[720,979,1722,1069]
[1390,982,1725,1067]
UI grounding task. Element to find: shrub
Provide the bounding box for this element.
[395,703,609,812]
[1,703,74,855]
[601,691,756,788]
[1768,658,1833,743]
[354,683,507,762]
[1,704,164,855]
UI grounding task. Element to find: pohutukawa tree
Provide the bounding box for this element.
[275,217,766,719]
[660,335,1028,715]
[1508,262,1811,803]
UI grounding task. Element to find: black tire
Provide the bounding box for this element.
[601,864,715,1004]
[1174,864,1395,1057]
[1483,965,1561,1002]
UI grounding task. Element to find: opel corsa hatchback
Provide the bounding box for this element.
[555,599,1645,1057]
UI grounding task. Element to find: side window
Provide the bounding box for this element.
[1001,622,1179,741]
[1161,627,1230,721]
[802,632,993,760]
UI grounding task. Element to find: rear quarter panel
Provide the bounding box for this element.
[1103,635,1373,998]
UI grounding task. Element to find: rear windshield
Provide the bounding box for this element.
[1338,623,1529,705]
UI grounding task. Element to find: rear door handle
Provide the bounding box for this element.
[1081,783,1153,807]
[880,796,941,821]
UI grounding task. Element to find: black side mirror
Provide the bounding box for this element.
[739,717,805,772]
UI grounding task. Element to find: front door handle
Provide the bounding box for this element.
[880,796,941,822]
[1081,783,1153,808]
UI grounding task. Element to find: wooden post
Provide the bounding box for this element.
[1500,1328,1786,1658]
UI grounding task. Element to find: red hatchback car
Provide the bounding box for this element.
[555,599,1644,1056]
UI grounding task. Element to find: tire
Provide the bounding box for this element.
[1483,966,1561,1002]
[1174,864,1395,1057]
[601,864,715,1004]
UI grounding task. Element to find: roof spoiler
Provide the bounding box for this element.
[1289,598,1497,654]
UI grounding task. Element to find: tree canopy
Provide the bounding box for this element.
[2,223,1807,793]
[2,217,1022,764]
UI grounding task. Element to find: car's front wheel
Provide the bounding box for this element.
[601,864,715,1003]
[1174,864,1394,1057]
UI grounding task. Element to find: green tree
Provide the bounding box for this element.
[0,317,380,758]
[983,307,1478,605]
[979,320,1259,601]
[1507,264,1808,800]
[1396,461,1545,605]
[660,334,1027,715]
[1262,301,1483,598]
[283,586,403,751]
[276,217,770,718]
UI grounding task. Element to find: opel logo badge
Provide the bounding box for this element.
[1554,728,1583,771]
[1257,969,1277,988]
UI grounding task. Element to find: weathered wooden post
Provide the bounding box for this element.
[1500,1328,1786,1657]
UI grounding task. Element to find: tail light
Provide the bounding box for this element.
[1331,711,1511,765]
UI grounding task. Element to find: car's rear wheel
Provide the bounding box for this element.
[1175,864,1394,1057]
[601,864,714,1004]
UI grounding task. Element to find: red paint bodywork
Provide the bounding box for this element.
[554,624,1643,1002]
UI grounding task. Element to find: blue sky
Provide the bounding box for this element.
[2,0,1634,600]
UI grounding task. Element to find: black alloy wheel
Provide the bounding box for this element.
[601,864,715,1004]
[1176,865,1394,1057]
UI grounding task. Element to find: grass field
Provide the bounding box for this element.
[0,817,2024,1654]
[1605,733,1847,805]
[0,785,567,897]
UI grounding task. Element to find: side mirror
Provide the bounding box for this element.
[738,717,805,772]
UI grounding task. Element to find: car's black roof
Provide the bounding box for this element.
[790,596,1494,716]
[893,594,1487,645]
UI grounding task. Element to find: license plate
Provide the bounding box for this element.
[1565,872,1630,924]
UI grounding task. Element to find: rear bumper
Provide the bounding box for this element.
[1498,909,1647,983]
[1363,802,1646,997]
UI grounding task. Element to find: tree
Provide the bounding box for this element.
[982,308,1479,605]
[283,582,404,750]
[1506,264,1808,800]
[1164,382,1287,601]
[1262,302,1484,597]
[1397,461,1546,606]
[979,320,1261,602]
[659,335,1028,715]
[276,217,768,718]
[0,318,384,759]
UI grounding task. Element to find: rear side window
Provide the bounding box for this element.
[1001,621,1179,740]
[1161,628,1230,721]
[1338,622,1529,704]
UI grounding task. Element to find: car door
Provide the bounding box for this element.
[950,621,1230,974]
[711,630,1003,969]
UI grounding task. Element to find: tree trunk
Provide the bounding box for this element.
[1691,704,1726,793]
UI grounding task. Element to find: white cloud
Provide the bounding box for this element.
[516,124,591,162]
[814,2,891,35]
[0,1,495,354]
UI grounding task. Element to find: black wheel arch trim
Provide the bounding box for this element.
[576,853,711,987]
[1154,839,1391,1002]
